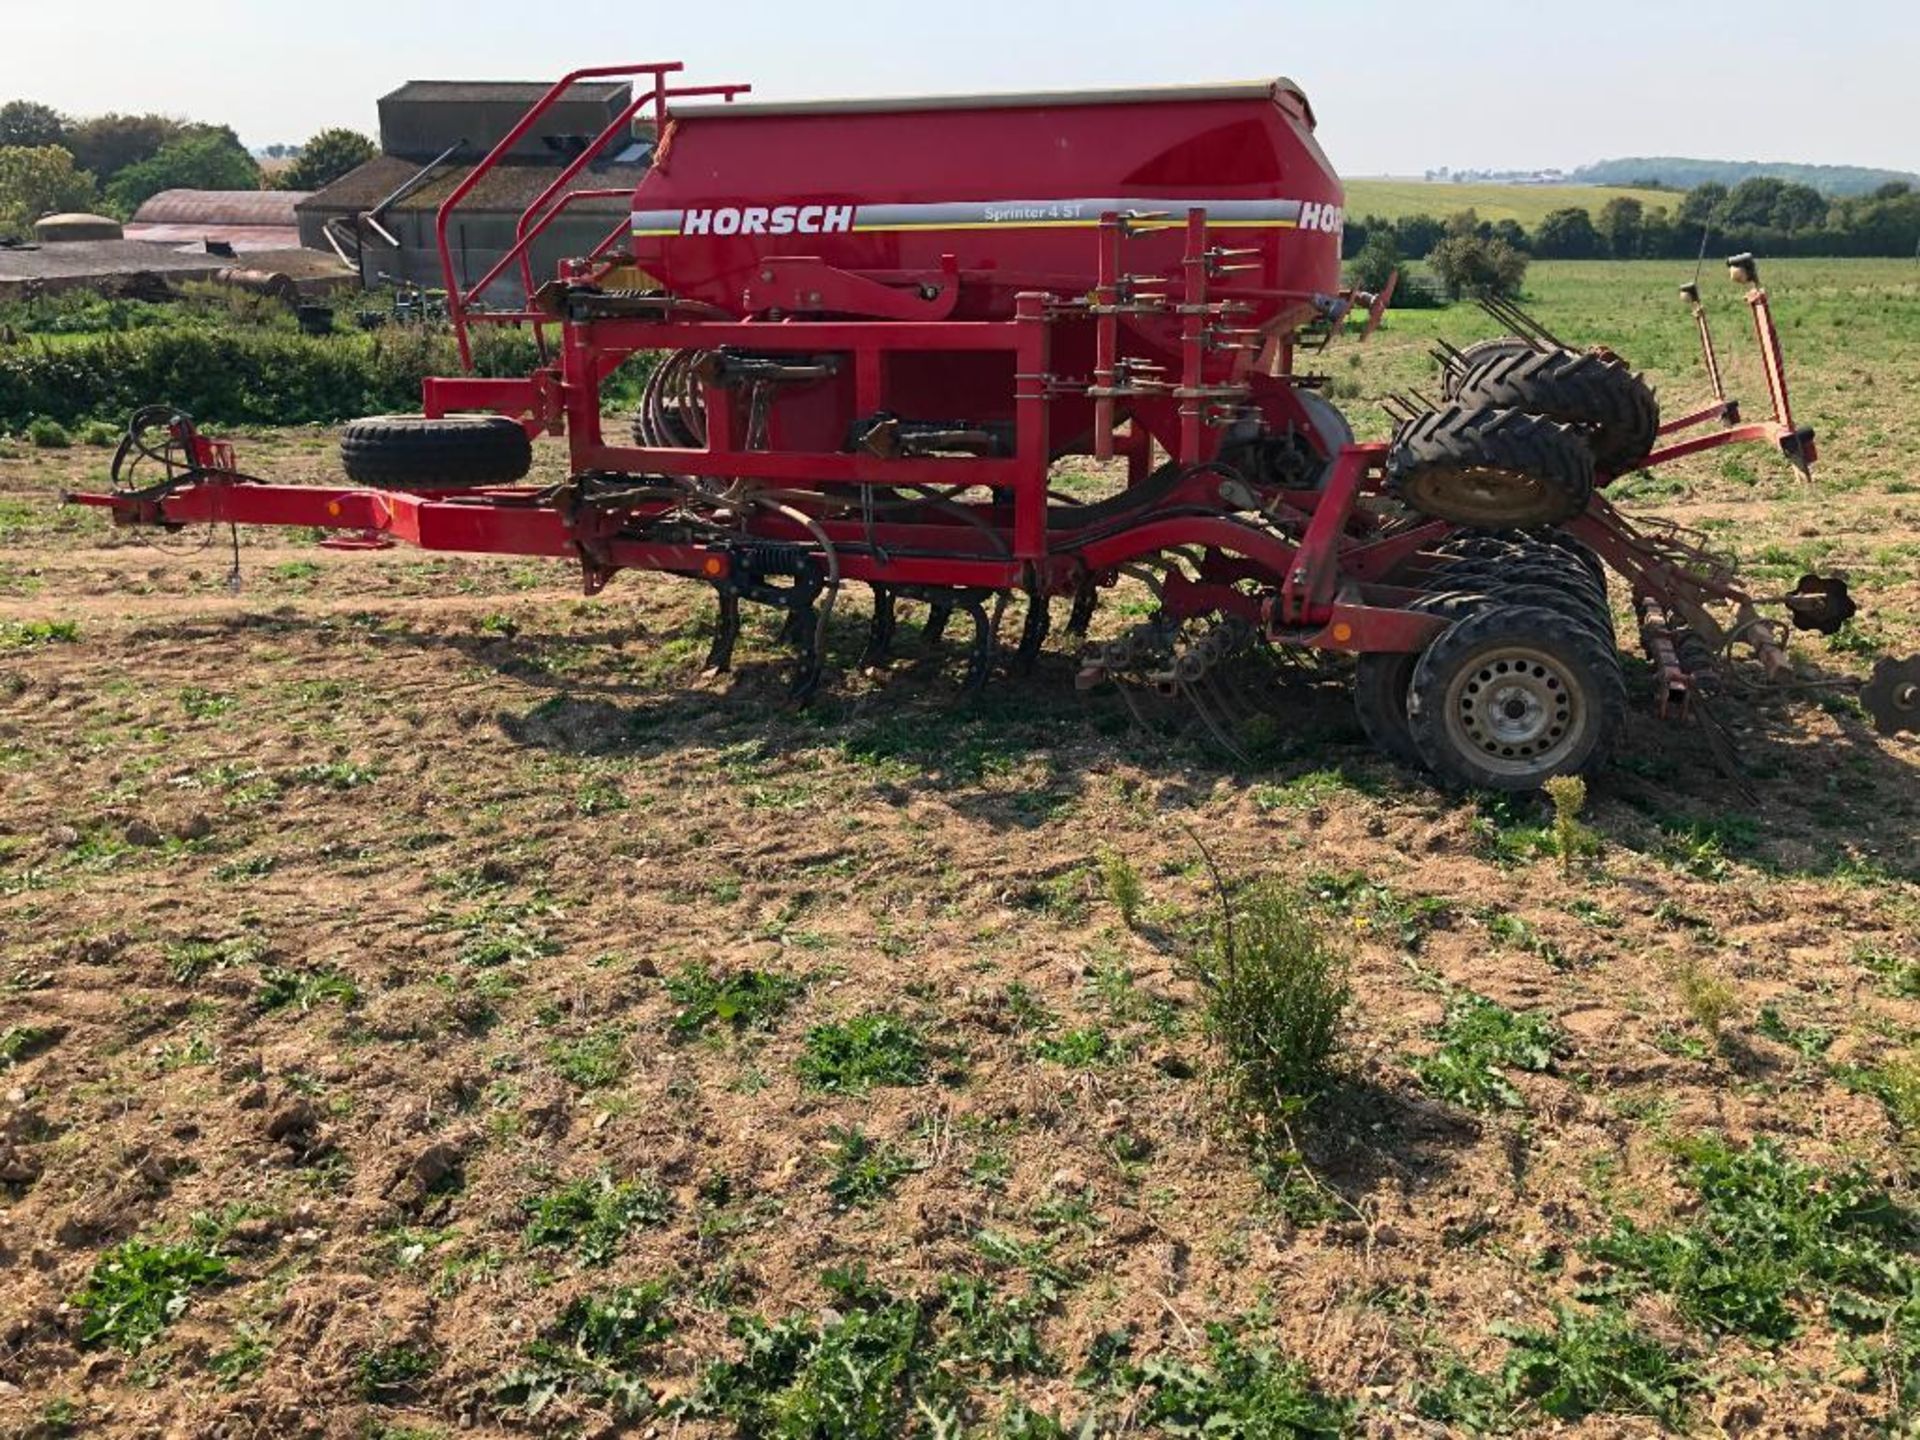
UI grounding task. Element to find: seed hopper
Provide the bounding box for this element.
[71,62,1920,788]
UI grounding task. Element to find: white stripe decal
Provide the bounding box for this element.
[631,196,1341,238]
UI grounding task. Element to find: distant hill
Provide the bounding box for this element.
[1343,179,1675,226]
[1572,158,1919,197]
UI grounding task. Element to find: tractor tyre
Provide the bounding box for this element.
[1437,556,1610,610]
[341,414,533,490]
[1441,336,1535,398]
[1452,348,1659,475]
[1407,604,1626,792]
[1387,406,1595,528]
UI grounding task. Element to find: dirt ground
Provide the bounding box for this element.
[2,279,1919,1438]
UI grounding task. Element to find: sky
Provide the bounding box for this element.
[2,0,1916,176]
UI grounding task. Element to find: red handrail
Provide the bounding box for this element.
[434,62,750,369]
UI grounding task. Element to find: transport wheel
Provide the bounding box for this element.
[1407,605,1625,792]
[1387,406,1594,528]
[340,414,533,489]
[1441,336,1534,398]
[1452,349,1659,475]
[1350,590,1495,767]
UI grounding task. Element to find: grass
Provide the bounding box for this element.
[1410,992,1562,1112]
[796,1012,931,1093]
[73,1237,228,1351]
[1188,882,1350,1135]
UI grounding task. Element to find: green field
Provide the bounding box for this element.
[1344,177,1681,225]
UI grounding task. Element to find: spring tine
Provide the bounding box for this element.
[703,587,741,675]
[1014,594,1051,675]
[1067,579,1099,636]
[861,585,897,669]
[922,600,953,649]
[959,598,995,695]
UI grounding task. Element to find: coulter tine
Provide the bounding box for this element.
[1014,594,1051,675]
[922,601,953,648]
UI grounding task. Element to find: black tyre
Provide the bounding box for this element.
[1453,349,1659,475]
[1407,605,1625,792]
[1387,406,1595,528]
[340,414,533,490]
[1441,336,1534,399]
[1351,590,1494,767]
[1437,557,1609,610]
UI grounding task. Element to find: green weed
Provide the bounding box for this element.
[73,1237,228,1351]
[1132,1322,1349,1436]
[1494,1304,1695,1427]
[1410,992,1561,1112]
[1096,847,1144,928]
[1189,882,1350,1135]
[497,1281,674,1419]
[0,619,79,648]
[547,1028,629,1089]
[255,964,358,1013]
[524,1173,672,1265]
[357,1342,437,1400]
[0,1024,58,1067]
[665,963,805,1038]
[825,1128,921,1210]
[796,1012,930,1093]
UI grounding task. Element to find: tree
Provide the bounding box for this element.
[1491,218,1531,253]
[1346,231,1400,294]
[1677,182,1728,228]
[1532,207,1601,259]
[1724,176,1788,227]
[0,100,65,149]
[65,113,186,184]
[0,145,98,239]
[1597,196,1644,257]
[281,128,376,191]
[1392,213,1446,258]
[105,131,261,214]
[1770,183,1828,236]
[1640,205,1679,259]
[1427,231,1528,299]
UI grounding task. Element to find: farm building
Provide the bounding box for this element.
[125,189,310,252]
[296,80,652,304]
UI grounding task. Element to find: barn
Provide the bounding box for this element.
[296,80,651,305]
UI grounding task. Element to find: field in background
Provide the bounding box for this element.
[1344,178,1681,224]
[0,260,1917,1437]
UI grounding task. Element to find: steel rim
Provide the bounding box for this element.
[1442,643,1585,777]
[1406,465,1550,526]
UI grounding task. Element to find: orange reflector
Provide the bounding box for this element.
[702,557,724,577]
[1332,623,1353,643]
[326,501,342,517]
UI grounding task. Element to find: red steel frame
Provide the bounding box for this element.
[68,63,1823,693]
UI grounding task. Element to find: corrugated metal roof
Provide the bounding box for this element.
[298,156,644,215]
[123,223,305,252]
[131,189,311,226]
[382,80,629,105]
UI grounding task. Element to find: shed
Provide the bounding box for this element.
[126,189,310,252]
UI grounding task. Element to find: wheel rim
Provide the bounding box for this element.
[1442,643,1585,778]
[1404,465,1555,527]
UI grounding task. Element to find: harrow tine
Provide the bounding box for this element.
[861,585,897,669]
[704,587,741,675]
[787,597,824,702]
[1180,678,1251,765]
